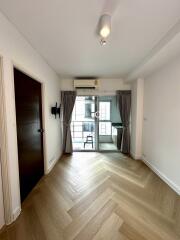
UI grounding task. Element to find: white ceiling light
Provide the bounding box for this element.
[99,14,111,45]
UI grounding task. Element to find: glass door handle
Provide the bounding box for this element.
[95,111,100,118]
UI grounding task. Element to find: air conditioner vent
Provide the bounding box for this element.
[74,79,99,89]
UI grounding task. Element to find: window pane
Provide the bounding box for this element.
[99,102,110,120]
[99,122,111,135]
[72,96,95,121]
[74,132,82,138]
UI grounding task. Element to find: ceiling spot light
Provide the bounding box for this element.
[100,25,110,38]
[99,14,111,45]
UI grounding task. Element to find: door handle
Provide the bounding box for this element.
[95,111,100,118]
[38,129,44,133]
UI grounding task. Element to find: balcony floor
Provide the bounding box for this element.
[72,142,118,151]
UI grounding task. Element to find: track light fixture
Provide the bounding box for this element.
[99,14,111,46]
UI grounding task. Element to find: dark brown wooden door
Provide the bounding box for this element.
[14,68,44,202]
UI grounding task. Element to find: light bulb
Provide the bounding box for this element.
[99,14,111,39]
[100,26,110,38]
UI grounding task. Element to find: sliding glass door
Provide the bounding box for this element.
[98,96,121,151]
[71,95,122,152]
[71,96,97,151]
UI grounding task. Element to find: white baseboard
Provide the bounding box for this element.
[12,207,21,222]
[45,153,62,175]
[130,151,142,160]
[46,159,58,174]
[0,224,5,232]
[142,158,180,195]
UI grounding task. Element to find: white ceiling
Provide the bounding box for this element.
[0,0,180,78]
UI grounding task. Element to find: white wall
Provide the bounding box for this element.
[0,59,5,229]
[60,78,131,94]
[0,162,5,229]
[142,55,180,193]
[0,11,62,222]
[131,79,144,159]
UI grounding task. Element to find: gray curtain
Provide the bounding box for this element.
[61,91,76,153]
[117,90,131,154]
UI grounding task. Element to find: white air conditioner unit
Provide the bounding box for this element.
[74,79,100,89]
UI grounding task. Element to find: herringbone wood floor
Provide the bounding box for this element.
[0,152,180,240]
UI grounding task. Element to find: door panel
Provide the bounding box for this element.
[71,96,97,151]
[98,96,121,151]
[14,68,44,202]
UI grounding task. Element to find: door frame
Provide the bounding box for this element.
[72,94,120,153]
[14,67,45,202]
[13,63,47,174]
[0,57,48,225]
[0,56,12,224]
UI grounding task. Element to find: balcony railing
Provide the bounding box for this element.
[71,121,95,142]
